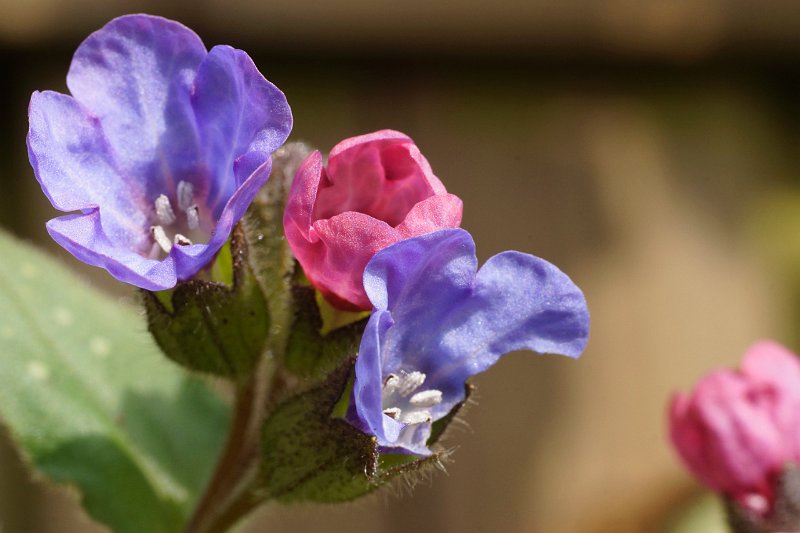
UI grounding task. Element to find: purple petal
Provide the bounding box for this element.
[27,91,149,248]
[66,14,206,199]
[47,211,177,291]
[352,310,399,444]
[363,228,476,312]
[192,45,292,216]
[463,250,590,358]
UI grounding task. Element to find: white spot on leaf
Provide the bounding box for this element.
[0,326,14,339]
[20,262,38,279]
[89,337,110,358]
[53,307,73,326]
[27,361,50,381]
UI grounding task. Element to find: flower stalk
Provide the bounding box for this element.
[186,364,269,533]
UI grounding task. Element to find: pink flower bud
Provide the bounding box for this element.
[283,130,463,310]
[669,341,800,517]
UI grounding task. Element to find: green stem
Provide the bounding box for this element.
[207,487,263,533]
[185,365,267,533]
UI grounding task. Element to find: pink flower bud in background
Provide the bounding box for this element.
[669,341,800,517]
[283,130,463,310]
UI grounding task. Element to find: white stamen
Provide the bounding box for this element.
[398,371,426,397]
[381,371,440,429]
[400,411,431,425]
[186,204,200,230]
[151,225,172,253]
[155,194,176,225]
[177,181,194,211]
[174,234,193,246]
[409,389,443,408]
[383,407,401,419]
[382,374,400,398]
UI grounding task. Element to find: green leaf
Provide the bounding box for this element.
[0,229,230,532]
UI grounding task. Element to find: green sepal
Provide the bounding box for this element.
[260,362,380,502]
[284,286,368,379]
[316,292,370,336]
[142,225,269,378]
[258,362,462,504]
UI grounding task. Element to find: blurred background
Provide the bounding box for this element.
[1,1,799,531]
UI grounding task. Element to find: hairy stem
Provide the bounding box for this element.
[185,359,271,533]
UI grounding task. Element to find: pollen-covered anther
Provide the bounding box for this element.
[174,234,193,246]
[381,370,441,426]
[177,180,194,211]
[150,225,172,253]
[382,374,400,398]
[400,411,432,425]
[186,205,200,230]
[155,194,176,225]
[409,389,442,408]
[398,371,426,396]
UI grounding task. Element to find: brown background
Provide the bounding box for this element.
[1,1,799,532]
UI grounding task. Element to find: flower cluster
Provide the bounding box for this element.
[669,341,800,519]
[28,13,590,465]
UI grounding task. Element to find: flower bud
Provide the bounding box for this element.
[669,341,800,519]
[283,130,463,310]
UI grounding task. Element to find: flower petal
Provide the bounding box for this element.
[27,91,149,246]
[396,193,463,237]
[192,45,292,215]
[741,341,800,395]
[466,250,590,358]
[363,228,475,314]
[284,150,323,242]
[740,341,800,461]
[670,370,788,496]
[327,129,446,192]
[66,14,207,198]
[310,213,401,310]
[328,129,411,159]
[47,211,176,290]
[314,142,387,221]
[352,310,398,443]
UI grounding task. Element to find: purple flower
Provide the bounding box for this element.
[348,229,590,455]
[27,14,292,290]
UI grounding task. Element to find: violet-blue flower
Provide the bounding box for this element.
[27,14,292,290]
[349,229,590,456]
